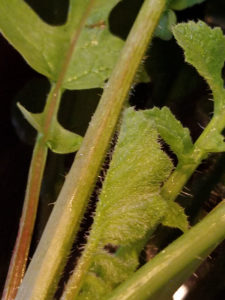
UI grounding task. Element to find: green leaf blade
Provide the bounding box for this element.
[0,0,124,90]
[162,201,189,232]
[47,121,83,154]
[63,28,123,89]
[18,103,83,154]
[154,9,177,41]
[170,0,206,10]
[144,107,193,163]
[62,0,124,89]
[17,103,44,133]
[173,21,225,113]
[0,0,61,79]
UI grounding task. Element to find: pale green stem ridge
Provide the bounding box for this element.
[15,1,167,299]
[105,200,225,300]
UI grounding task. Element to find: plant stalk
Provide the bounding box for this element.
[105,200,225,300]
[2,84,62,300]
[161,112,225,202]
[15,0,167,299]
[61,234,98,300]
[2,136,47,300]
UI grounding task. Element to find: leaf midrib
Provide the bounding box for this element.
[42,0,96,138]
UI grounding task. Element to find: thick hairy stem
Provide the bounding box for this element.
[15,0,167,299]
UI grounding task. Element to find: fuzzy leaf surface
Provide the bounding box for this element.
[144,107,193,163]
[0,0,123,89]
[173,21,225,114]
[95,108,173,246]
[76,108,189,299]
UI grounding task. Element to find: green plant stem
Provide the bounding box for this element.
[15,1,167,299]
[61,234,99,300]
[2,136,47,300]
[105,200,225,300]
[161,112,225,202]
[2,84,62,300]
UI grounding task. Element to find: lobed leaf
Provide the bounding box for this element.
[46,121,83,154]
[0,0,124,90]
[18,103,82,153]
[173,21,225,114]
[144,107,193,163]
[7,0,125,154]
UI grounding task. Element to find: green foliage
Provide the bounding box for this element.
[105,22,225,299]
[173,21,225,114]
[75,107,189,299]
[46,120,83,153]
[17,103,82,153]
[0,0,123,89]
[4,0,225,298]
[0,0,125,154]
[105,201,225,300]
[173,21,225,155]
[170,0,206,10]
[144,107,193,163]
[154,9,176,40]
[154,0,206,40]
[162,201,189,232]
[201,131,225,153]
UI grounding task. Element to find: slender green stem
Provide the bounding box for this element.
[15,1,167,299]
[105,200,225,300]
[61,235,99,300]
[2,136,47,300]
[2,84,62,300]
[161,112,225,202]
[161,161,199,202]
